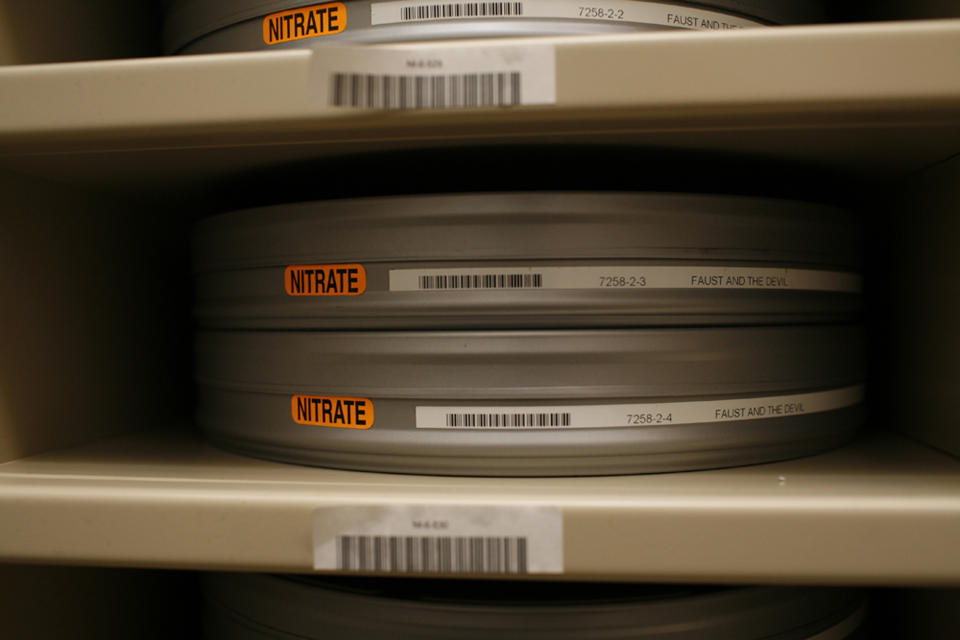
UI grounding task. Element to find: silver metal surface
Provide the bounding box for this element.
[195,325,864,475]
[165,0,823,53]
[194,192,861,329]
[203,574,865,639]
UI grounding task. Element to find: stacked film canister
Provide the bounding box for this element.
[164,0,824,54]
[194,192,863,476]
[193,191,865,637]
[204,575,868,639]
[180,1,864,636]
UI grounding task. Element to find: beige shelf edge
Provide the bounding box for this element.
[0,20,958,151]
[0,429,958,585]
[0,20,958,189]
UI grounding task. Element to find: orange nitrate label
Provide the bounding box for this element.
[292,395,374,429]
[262,2,347,44]
[285,264,367,296]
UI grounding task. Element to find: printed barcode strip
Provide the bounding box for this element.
[330,72,521,109]
[336,535,528,573]
[400,2,524,20]
[419,273,544,289]
[445,412,572,428]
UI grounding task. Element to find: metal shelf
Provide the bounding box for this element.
[1,429,957,584]
[0,20,958,190]
[1,17,959,591]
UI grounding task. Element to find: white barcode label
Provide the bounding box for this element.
[417,385,864,429]
[331,71,522,109]
[398,1,523,20]
[390,266,862,293]
[314,505,563,574]
[446,411,571,427]
[371,0,764,28]
[334,535,528,572]
[313,44,555,109]
[417,272,544,290]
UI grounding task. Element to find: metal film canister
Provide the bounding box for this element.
[195,324,864,476]
[165,0,824,54]
[203,574,867,639]
[194,192,861,330]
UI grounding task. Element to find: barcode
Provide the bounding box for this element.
[330,72,521,109]
[419,273,543,289]
[400,2,524,20]
[335,535,528,573]
[445,412,572,427]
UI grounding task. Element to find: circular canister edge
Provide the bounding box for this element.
[165,0,823,53]
[195,325,864,476]
[193,192,861,329]
[202,573,866,639]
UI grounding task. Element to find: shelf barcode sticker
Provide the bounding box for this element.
[312,44,556,109]
[314,505,563,574]
[371,0,763,28]
[390,266,862,292]
[334,535,528,572]
[417,385,864,429]
[331,71,522,109]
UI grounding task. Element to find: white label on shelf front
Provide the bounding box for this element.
[389,266,862,292]
[416,385,864,429]
[370,0,764,28]
[313,43,555,109]
[313,505,563,573]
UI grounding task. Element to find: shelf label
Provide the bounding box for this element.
[417,385,864,429]
[286,264,367,296]
[370,0,763,28]
[263,2,347,44]
[292,395,375,429]
[314,505,563,573]
[313,44,556,109]
[390,266,862,292]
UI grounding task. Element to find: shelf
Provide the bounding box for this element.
[1,4,960,635]
[0,20,959,190]
[1,7,959,603]
[1,429,958,585]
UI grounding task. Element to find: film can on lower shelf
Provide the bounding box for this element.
[165,0,825,54]
[195,324,864,476]
[203,574,867,639]
[194,192,862,330]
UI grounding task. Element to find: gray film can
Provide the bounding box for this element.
[165,0,824,54]
[194,192,861,330]
[203,574,867,639]
[195,324,864,476]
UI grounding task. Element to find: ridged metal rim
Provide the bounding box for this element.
[195,325,863,397]
[194,192,860,272]
[165,0,823,53]
[203,574,864,639]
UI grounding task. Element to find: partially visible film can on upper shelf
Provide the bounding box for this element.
[194,192,861,330]
[164,0,825,53]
